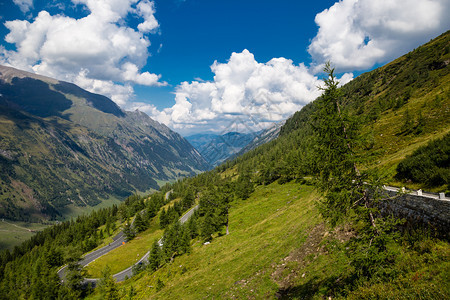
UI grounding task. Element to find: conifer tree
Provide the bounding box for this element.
[123,221,136,241]
[312,62,398,280]
[180,225,192,254]
[98,265,119,300]
[159,208,167,229]
[134,212,146,233]
[235,171,254,200]
[187,215,198,239]
[200,211,215,242]
[312,62,362,226]
[65,260,84,298]
[148,240,162,271]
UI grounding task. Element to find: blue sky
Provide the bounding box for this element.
[1,0,449,135]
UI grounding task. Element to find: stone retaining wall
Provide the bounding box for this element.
[381,190,450,238]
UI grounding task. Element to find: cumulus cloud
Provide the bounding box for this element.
[142,50,332,135]
[74,69,134,106]
[13,0,33,13]
[1,0,165,106]
[145,0,447,134]
[136,0,159,33]
[308,0,450,72]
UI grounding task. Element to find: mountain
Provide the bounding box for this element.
[185,131,259,167]
[278,31,450,177]
[236,121,285,155]
[0,65,209,222]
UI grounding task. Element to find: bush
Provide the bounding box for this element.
[396,134,449,188]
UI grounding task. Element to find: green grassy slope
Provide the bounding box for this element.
[87,182,321,299]
[89,181,449,299]
[91,31,450,299]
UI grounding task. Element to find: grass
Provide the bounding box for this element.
[86,180,449,299]
[359,71,450,188]
[58,196,122,221]
[85,216,163,278]
[111,182,321,299]
[270,232,450,299]
[0,219,48,250]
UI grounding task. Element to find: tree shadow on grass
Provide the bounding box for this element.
[276,276,322,299]
[276,275,348,299]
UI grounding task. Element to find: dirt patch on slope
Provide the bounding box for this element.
[272,223,354,296]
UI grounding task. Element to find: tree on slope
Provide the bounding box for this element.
[148,240,162,271]
[312,62,399,280]
[98,265,119,300]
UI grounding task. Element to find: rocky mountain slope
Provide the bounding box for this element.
[236,121,285,155]
[186,131,258,167]
[0,65,209,221]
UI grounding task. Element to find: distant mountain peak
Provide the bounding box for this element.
[185,129,276,167]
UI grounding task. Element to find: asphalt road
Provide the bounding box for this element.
[57,204,199,283]
[112,204,199,282]
[57,231,126,281]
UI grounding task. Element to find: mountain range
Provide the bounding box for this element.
[186,122,284,167]
[0,65,209,222]
[185,131,259,167]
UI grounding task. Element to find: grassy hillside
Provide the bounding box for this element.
[87,181,449,299]
[87,182,321,299]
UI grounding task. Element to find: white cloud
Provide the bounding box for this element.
[13,0,33,13]
[309,0,450,72]
[74,69,134,106]
[147,0,448,135]
[1,0,164,107]
[146,50,330,135]
[136,0,159,33]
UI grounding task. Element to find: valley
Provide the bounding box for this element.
[0,219,48,250]
[0,66,209,225]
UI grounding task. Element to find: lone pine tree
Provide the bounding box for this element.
[312,62,400,281]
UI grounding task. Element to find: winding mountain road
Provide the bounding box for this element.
[57,204,199,283]
[112,204,199,281]
[57,231,126,281]
[58,185,447,283]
